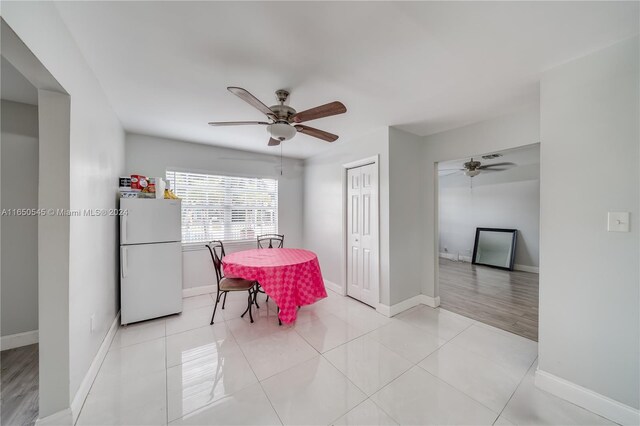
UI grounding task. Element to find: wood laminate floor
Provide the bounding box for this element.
[439,259,539,341]
[1,344,39,426]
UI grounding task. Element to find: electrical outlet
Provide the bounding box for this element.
[608,212,630,232]
[90,314,96,333]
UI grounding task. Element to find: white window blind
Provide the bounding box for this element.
[166,170,278,244]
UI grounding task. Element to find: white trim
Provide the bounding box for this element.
[324,280,345,295]
[514,264,539,273]
[35,408,72,426]
[377,294,441,317]
[182,239,256,252]
[166,165,286,181]
[0,329,38,350]
[70,312,120,424]
[439,253,539,273]
[342,155,379,169]
[421,295,441,308]
[535,369,639,426]
[183,285,217,298]
[439,252,472,263]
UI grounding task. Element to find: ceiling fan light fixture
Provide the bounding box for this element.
[267,122,296,141]
[465,169,480,177]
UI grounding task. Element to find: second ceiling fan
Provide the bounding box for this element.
[440,158,515,177]
[208,87,347,146]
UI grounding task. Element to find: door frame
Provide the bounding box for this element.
[2,18,72,421]
[341,155,380,306]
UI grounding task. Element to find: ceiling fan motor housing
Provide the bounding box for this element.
[269,104,296,121]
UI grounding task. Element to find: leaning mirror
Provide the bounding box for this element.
[472,228,517,270]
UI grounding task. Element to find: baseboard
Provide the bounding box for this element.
[439,253,472,263]
[324,280,345,295]
[35,408,72,426]
[535,369,639,425]
[1,329,39,350]
[420,294,441,308]
[440,253,539,274]
[514,264,539,273]
[183,284,216,298]
[70,311,120,424]
[377,294,441,317]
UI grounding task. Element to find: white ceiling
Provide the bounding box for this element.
[1,56,38,105]
[53,1,638,158]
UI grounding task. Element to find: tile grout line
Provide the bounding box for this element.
[231,322,285,426]
[493,356,539,424]
[164,320,169,426]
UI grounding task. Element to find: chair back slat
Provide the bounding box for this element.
[257,234,284,249]
[205,240,226,283]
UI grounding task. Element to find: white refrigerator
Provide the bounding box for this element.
[120,198,183,325]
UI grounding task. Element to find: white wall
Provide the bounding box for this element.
[2,3,126,417]
[303,128,391,305]
[388,128,425,304]
[125,133,305,290]
[538,36,639,417]
[439,163,540,268]
[421,104,541,298]
[1,100,39,337]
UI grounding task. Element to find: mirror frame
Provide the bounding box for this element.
[471,227,518,271]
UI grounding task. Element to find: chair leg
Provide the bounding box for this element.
[210,291,222,325]
[254,284,260,309]
[222,292,228,309]
[240,290,254,323]
[277,306,282,326]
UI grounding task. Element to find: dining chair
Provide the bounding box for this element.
[255,234,284,304]
[206,240,258,324]
[257,234,284,249]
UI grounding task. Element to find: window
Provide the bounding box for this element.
[166,170,278,244]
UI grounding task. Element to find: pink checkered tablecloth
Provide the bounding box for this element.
[222,248,327,324]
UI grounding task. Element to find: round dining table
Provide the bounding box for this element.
[222,248,327,324]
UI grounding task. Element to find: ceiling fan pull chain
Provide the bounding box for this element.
[280,143,283,176]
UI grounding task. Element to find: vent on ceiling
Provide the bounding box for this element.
[482,153,503,160]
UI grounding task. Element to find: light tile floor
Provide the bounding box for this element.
[77,290,615,425]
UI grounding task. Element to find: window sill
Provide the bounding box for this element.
[181,240,256,252]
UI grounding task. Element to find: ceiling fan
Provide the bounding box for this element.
[208,87,346,146]
[440,158,515,177]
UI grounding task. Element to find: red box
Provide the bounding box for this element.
[130,174,148,191]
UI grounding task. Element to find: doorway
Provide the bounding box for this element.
[345,159,379,307]
[436,144,540,341]
[1,18,72,423]
[1,56,40,426]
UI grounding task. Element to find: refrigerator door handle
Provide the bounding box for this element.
[121,247,128,278]
[121,216,128,244]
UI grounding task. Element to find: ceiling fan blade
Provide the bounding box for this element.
[227,87,275,118]
[480,168,509,172]
[208,121,269,126]
[439,171,461,177]
[291,101,346,123]
[438,168,465,172]
[268,138,281,146]
[294,125,338,142]
[478,162,515,169]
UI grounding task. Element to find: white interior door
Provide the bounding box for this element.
[347,163,379,307]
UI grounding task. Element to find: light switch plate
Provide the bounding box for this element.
[607,212,630,232]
